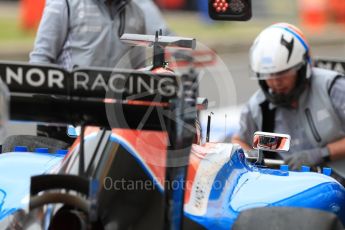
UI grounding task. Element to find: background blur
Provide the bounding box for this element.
[0,0,344,140]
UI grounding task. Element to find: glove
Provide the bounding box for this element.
[285,147,329,171]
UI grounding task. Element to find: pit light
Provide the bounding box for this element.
[208,0,252,21]
[213,0,229,13]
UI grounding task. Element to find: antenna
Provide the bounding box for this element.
[225,114,227,141]
[78,124,86,177]
[153,29,165,69]
[206,112,214,142]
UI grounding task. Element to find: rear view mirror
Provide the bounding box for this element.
[196,97,208,111]
[253,132,291,152]
[67,125,80,138]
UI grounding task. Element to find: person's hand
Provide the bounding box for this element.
[285,147,329,171]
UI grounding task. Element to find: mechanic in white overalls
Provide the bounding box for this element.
[30,0,169,70]
[2,0,170,152]
[232,23,345,170]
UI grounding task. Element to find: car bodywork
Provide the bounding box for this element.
[0,44,344,229]
[1,128,345,229]
[0,150,65,220]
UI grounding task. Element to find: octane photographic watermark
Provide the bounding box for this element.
[105,41,238,167]
[103,176,225,192]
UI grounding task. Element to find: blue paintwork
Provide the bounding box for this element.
[106,133,345,229]
[13,146,28,152]
[279,164,289,172]
[107,133,345,229]
[35,148,50,154]
[323,167,332,176]
[301,165,311,172]
[0,151,64,220]
[184,149,345,229]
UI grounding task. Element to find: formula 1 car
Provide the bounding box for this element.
[0,30,344,230]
